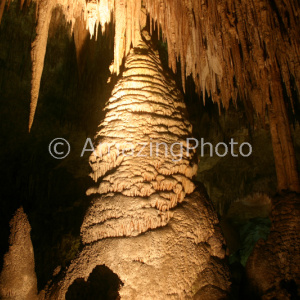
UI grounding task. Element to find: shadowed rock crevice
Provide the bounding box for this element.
[66,265,123,300]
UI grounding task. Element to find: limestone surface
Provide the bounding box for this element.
[0,207,38,300]
[43,38,230,299]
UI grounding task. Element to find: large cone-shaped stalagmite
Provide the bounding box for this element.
[43,35,230,299]
[0,207,38,300]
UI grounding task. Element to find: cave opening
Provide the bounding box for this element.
[66,265,123,300]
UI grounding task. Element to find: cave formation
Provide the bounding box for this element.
[0,0,299,299]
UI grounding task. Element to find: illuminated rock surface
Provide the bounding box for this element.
[43,37,230,300]
[82,34,198,244]
[0,1,299,298]
[0,207,38,300]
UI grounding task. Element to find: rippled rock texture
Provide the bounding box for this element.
[43,37,230,300]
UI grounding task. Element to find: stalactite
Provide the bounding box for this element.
[0,0,6,24]
[10,0,299,134]
[20,0,25,9]
[2,0,298,189]
[142,0,300,191]
[29,0,55,131]
[111,0,142,74]
[99,0,114,33]
[73,16,89,78]
[268,65,300,192]
[143,0,299,118]
[113,0,125,74]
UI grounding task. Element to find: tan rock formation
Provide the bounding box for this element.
[26,0,300,191]
[42,36,230,299]
[0,207,38,300]
[82,33,198,244]
[3,0,296,192]
[45,189,230,299]
[23,0,300,139]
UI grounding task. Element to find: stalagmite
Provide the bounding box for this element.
[82,31,199,243]
[41,34,230,300]
[0,207,38,300]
